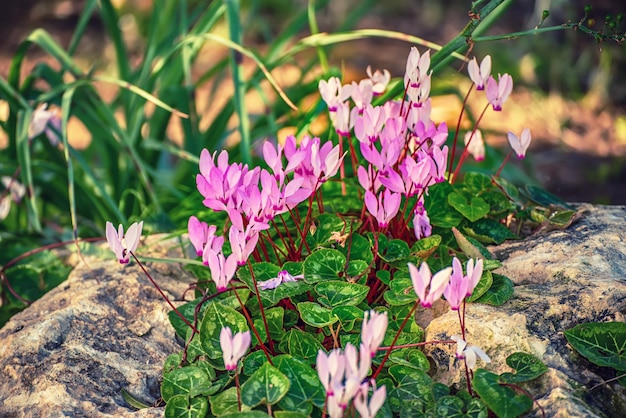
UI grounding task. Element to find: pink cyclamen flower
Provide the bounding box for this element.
[106,221,143,264]
[319,77,351,112]
[364,189,401,228]
[0,176,26,221]
[464,258,484,297]
[366,66,391,95]
[354,383,387,418]
[408,262,452,308]
[451,335,491,370]
[339,343,371,408]
[468,55,492,90]
[229,226,259,266]
[29,104,61,146]
[331,101,351,137]
[507,128,532,159]
[316,348,345,396]
[361,310,388,357]
[188,216,218,257]
[206,249,238,292]
[258,270,304,290]
[464,129,485,161]
[486,74,513,111]
[220,326,251,371]
[413,202,432,240]
[443,257,484,310]
[444,257,472,311]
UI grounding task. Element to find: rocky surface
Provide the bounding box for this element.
[0,238,193,417]
[423,203,626,417]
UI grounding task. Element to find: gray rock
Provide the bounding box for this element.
[0,238,193,417]
[423,204,626,417]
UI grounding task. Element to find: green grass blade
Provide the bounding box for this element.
[9,29,84,88]
[16,109,42,232]
[97,0,131,81]
[92,76,188,119]
[60,87,81,241]
[0,76,29,110]
[67,0,98,56]
[225,0,251,163]
[307,0,328,72]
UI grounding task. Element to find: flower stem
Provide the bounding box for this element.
[494,149,513,178]
[247,262,276,355]
[447,84,474,178]
[451,103,489,183]
[229,281,274,364]
[131,253,198,334]
[371,300,419,380]
[235,370,242,411]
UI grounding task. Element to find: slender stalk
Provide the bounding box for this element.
[451,103,490,182]
[372,300,419,380]
[229,281,273,364]
[131,253,198,334]
[494,149,514,178]
[447,84,474,178]
[247,262,276,355]
[235,370,242,411]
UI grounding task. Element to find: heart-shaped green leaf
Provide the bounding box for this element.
[472,369,532,417]
[281,329,324,364]
[499,352,548,383]
[315,280,369,308]
[303,248,346,283]
[274,354,326,413]
[564,322,626,371]
[474,273,513,306]
[297,301,338,328]
[332,305,364,332]
[200,303,248,360]
[448,192,490,222]
[425,182,463,228]
[210,387,251,415]
[165,394,209,418]
[241,362,290,407]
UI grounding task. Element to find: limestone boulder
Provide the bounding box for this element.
[0,238,193,417]
[423,204,626,417]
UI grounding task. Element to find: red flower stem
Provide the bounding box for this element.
[378,339,455,351]
[447,84,474,177]
[451,103,489,183]
[371,300,419,380]
[247,261,276,356]
[494,149,513,179]
[235,370,242,411]
[229,281,273,364]
[131,252,198,334]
